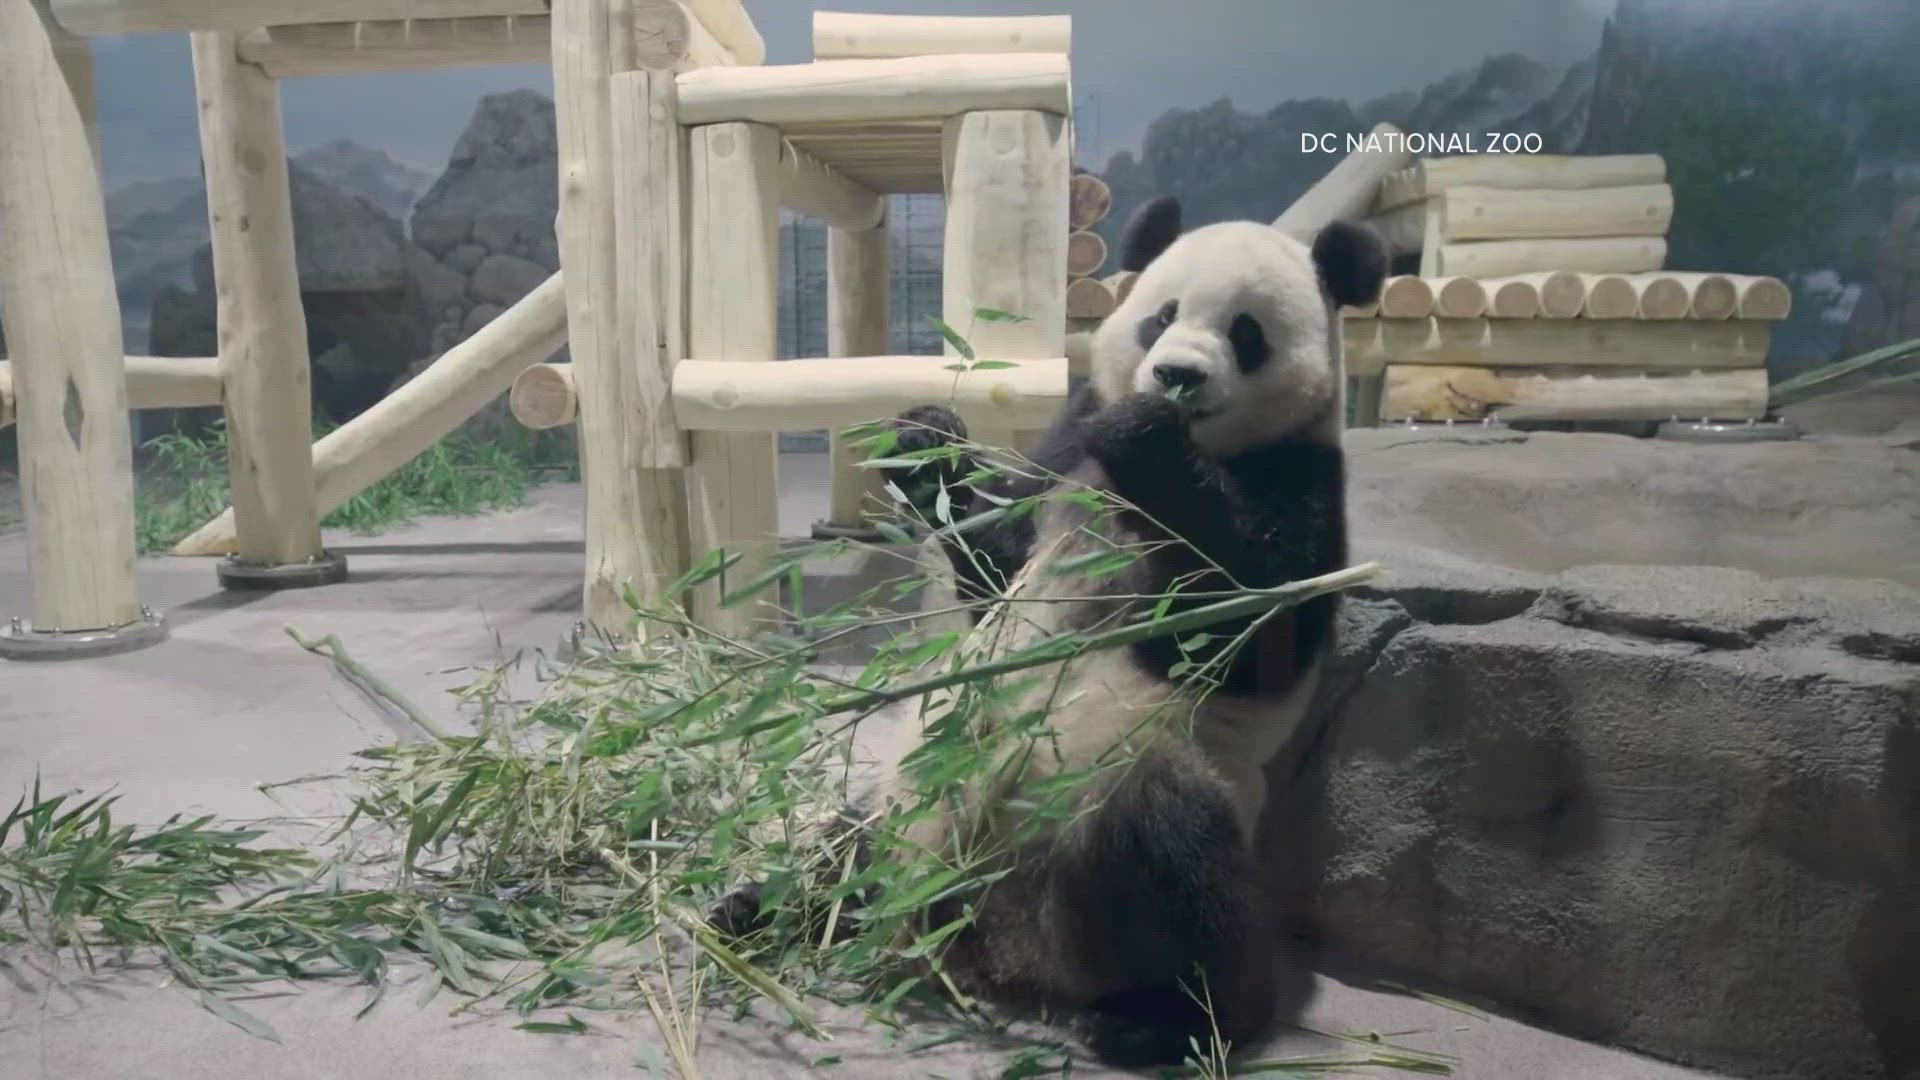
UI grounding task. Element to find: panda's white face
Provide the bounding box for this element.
[1089,221,1341,457]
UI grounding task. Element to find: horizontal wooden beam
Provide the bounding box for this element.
[778,139,884,231]
[812,11,1070,59]
[676,53,1071,127]
[1374,152,1667,213]
[1433,236,1666,278]
[238,16,549,76]
[1343,316,1771,378]
[672,355,1068,432]
[171,272,568,556]
[1369,182,1673,255]
[50,0,545,35]
[236,0,740,78]
[1382,364,1768,422]
[0,356,221,428]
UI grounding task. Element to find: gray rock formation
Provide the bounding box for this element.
[408,90,561,374]
[147,162,437,423]
[1258,427,1920,1080]
[292,139,432,226]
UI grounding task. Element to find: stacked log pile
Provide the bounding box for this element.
[1345,153,1792,423]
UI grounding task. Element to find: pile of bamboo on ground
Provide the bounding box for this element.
[1346,152,1792,423]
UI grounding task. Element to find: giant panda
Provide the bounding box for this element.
[718,197,1387,1069]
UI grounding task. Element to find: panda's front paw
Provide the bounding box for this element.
[1081,393,1193,470]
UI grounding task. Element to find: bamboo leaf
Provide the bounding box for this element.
[198,991,281,1043]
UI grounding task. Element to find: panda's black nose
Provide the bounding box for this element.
[1152,363,1208,392]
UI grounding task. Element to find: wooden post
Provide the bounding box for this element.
[685,121,783,634]
[0,0,164,657]
[606,66,695,623]
[191,31,340,590]
[814,204,893,540]
[941,109,1070,459]
[553,0,656,635]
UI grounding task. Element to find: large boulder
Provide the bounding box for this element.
[410,90,557,262]
[1258,427,1920,1080]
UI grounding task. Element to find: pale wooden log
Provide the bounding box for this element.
[171,275,568,557]
[677,53,1071,127]
[632,0,734,71]
[683,0,762,66]
[1430,276,1489,318]
[1375,153,1667,212]
[943,109,1069,456]
[777,139,884,231]
[1725,274,1792,320]
[674,356,1067,433]
[0,0,141,632]
[1065,275,1116,320]
[813,11,1070,59]
[686,121,783,633]
[192,31,326,569]
[51,0,546,35]
[1378,275,1435,318]
[1342,317,1386,378]
[1274,121,1414,242]
[1102,269,1136,306]
[1366,316,1770,370]
[1435,236,1666,278]
[0,357,222,428]
[1661,271,1738,320]
[509,362,575,428]
[610,67,696,616]
[2,356,225,419]
[1482,277,1540,319]
[1480,271,1584,319]
[556,0,683,632]
[611,69,688,467]
[1067,230,1107,277]
[1383,364,1768,423]
[1443,183,1672,243]
[1624,273,1691,320]
[822,207,891,531]
[1069,171,1111,230]
[1578,273,1638,319]
[1363,198,1428,255]
[238,16,552,77]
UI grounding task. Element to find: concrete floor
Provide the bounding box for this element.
[0,452,1730,1079]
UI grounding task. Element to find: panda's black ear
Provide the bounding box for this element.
[1118,195,1183,272]
[1311,220,1390,309]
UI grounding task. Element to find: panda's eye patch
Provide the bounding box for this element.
[1227,313,1269,373]
[1135,299,1178,351]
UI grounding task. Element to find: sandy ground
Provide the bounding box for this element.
[0,452,1730,1079]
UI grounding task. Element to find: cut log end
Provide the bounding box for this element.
[1066,230,1107,276]
[1432,276,1489,319]
[1065,276,1116,320]
[1738,276,1792,320]
[1635,275,1692,320]
[1580,274,1638,320]
[1068,172,1112,230]
[510,363,578,428]
[1378,275,1436,319]
[1487,279,1541,319]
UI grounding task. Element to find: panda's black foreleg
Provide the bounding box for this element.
[1078,394,1268,585]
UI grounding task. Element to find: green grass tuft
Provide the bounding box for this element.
[131,417,579,555]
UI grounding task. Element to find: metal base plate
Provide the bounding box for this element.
[810,518,888,542]
[217,550,349,591]
[0,609,169,661]
[1656,418,1802,444]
